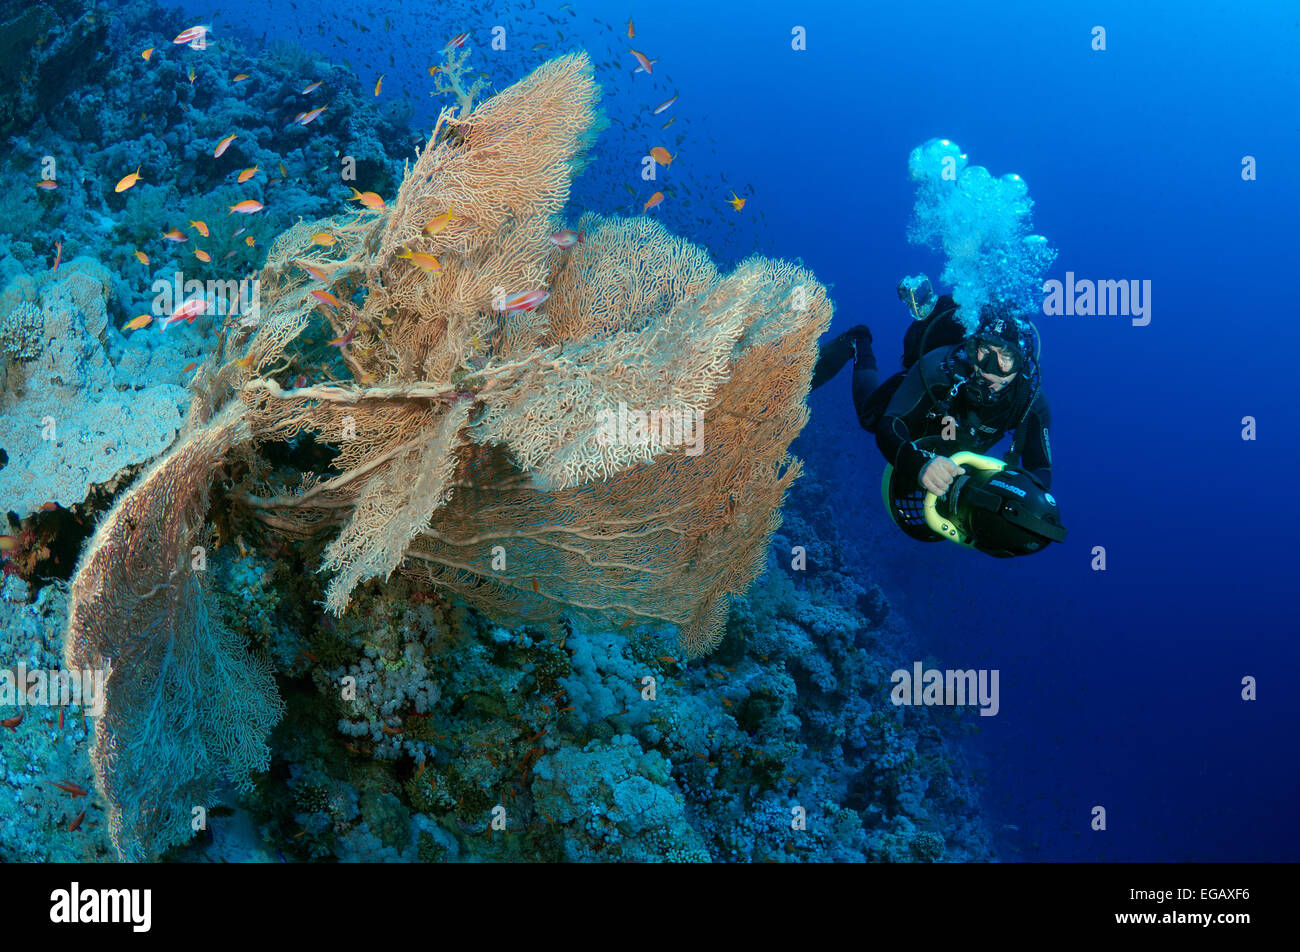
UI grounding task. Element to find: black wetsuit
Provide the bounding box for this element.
[811,297,1053,491]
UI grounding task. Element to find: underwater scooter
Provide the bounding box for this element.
[882,451,1067,557]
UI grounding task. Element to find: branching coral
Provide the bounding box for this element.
[64,51,831,858]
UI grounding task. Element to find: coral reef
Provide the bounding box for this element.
[0,260,190,519]
[0,3,998,865]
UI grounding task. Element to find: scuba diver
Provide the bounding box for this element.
[812,275,1065,557]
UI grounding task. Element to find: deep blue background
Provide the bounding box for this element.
[180,0,1300,860]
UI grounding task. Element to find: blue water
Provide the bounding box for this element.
[142,0,1300,860]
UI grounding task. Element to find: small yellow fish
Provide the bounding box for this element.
[427,65,441,76]
[245,236,255,246]
[311,232,336,247]
[346,187,385,211]
[237,165,260,183]
[233,73,250,82]
[115,166,142,193]
[189,219,209,237]
[374,74,384,96]
[278,161,289,179]
[124,314,152,331]
[395,247,442,274]
[727,190,746,212]
[421,208,462,235]
[214,133,237,158]
[141,47,154,61]
[133,250,149,266]
[228,199,264,214]
[661,117,676,130]
[195,249,211,262]
[187,65,196,85]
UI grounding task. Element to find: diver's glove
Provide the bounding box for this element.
[840,324,872,363]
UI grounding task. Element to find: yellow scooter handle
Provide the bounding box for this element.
[923,451,1006,545]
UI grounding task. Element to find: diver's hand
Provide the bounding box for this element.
[920,457,966,496]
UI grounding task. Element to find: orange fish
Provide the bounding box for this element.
[182,361,198,373]
[233,73,250,82]
[531,577,539,594]
[49,780,89,797]
[328,317,360,348]
[195,249,211,262]
[68,808,86,832]
[133,250,149,265]
[627,17,635,38]
[1,710,22,729]
[163,297,207,329]
[643,191,664,212]
[727,190,746,212]
[427,65,440,76]
[346,187,385,210]
[300,80,322,94]
[503,289,549,312]
[310,231,336,246]
[124,314,152,331]
[422,208,461,235]
[311,289,342,309]
[163,228,187,242]
[374,74,384,96]
[52,241,62,274]
[298,261,333,281]
[244,235,256,246]
[298,106,326,125]
[141,47,154,61]
[628,48,654,73]
[228,199,264,214]
[395,247,441,274]
[237,165,260,183]
[36,179,57,190]
[649,146,674,167]
[189,219,209,237]
[214,134,237,158]
[114,166,142,193]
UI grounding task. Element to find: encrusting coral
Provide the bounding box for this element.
[64,50,832,859]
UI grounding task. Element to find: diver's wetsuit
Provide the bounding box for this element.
[811,298,1053,490]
